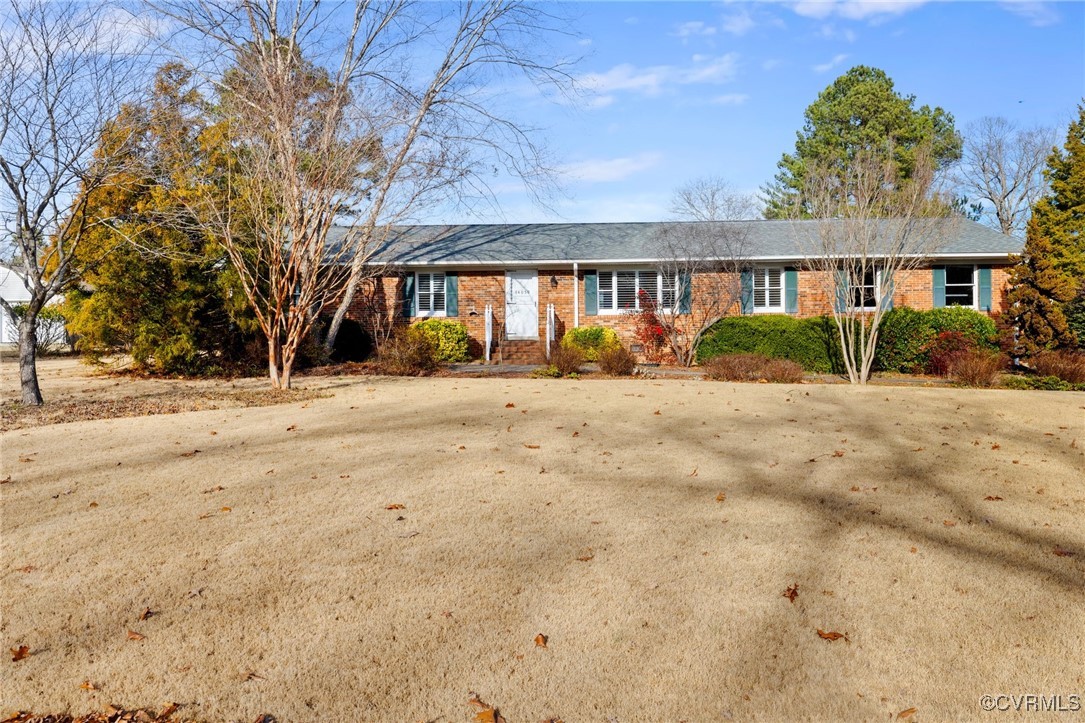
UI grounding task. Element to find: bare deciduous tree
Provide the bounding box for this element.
[954,116,1056,237]
[650,221,750,367]
[155,2,573,383]
[798,144,952,384]
[0,0,146,404]
[669,176,759,222]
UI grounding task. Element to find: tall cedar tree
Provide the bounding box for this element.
[762,66,961,219]
[64,65,260,374]
[1001,105,1085,357]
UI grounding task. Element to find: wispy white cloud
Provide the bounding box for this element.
[711,93,750,106]
[999,1,1060,26]
[789,0,930,21]
[672,20,718,38]
[579,53,740,105]
[812,53,849,73]
[721,10,757,36]
[819,23,857,41]
[560,152,664,183]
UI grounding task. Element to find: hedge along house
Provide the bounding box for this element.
[335,219,1022,364]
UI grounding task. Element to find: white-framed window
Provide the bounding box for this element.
[849,267,881,310]
[944,265,977,308]
[597,269,676,314]
[415,272,446,316]
[753,268,784,312]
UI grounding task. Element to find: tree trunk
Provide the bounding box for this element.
[268,337,282,390]
[18,312,44,405]
[323,282,356,353]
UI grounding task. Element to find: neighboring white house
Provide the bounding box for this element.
[0,263,31,344]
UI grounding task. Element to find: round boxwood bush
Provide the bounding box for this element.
[562,326,620,362]
[411,318,470,363]
[875,306,997,373]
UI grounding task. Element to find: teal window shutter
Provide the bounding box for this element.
[678,271,692,314]
[740,270,753,315]
[834,270,848,313]
[584,270,598,316]
[402,272,416,318]
[445,272,458,316]
[932,266,946,308]
[978,266,992,311]
[784,268,798,314]
[880,271,894,311]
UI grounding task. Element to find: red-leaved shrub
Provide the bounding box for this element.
[924,331,975,377]
[702,353,803,383]
[1031,350,1085,384]
[948,349,1005,388]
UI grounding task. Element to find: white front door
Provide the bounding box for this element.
[505,270,539,339]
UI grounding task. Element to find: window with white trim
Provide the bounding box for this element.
[850,267,881,310]
[753,268,784,312]
[944,265,976,307]
[597,270,676,313]
[415,272,445,316]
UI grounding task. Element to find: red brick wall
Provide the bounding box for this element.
[345,263,1013,357]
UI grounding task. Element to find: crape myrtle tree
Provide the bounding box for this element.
[154,1,574,388]
[648,176,755,367]
[797,144,953,385]
[1001,105,1085,357]
[762,65,961,220]
[954,116,1056,237]
[0,0,148,404]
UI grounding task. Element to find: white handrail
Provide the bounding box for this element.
[484,304,493,363]
[546,303,555,360]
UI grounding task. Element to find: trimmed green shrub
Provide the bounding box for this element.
[412,318,470,363]
[562,326,620,362]
[875,306,998,373]
[1001,374,1085,391]
[696,315,842,373]
[598,346,637,376]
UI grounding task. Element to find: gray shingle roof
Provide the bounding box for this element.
[331,219,1021,266]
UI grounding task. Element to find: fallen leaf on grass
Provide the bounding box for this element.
[1,476,11,484]
[505,402,515,408]
[715,492,727,503]
[202,485,225,494]
[782,584,799,604]
[159,702,180,718]
[534,633,548,648]
[80,680,98,691]
[897,707,918,719]
[220,506,232,513]
[385,504,406,510]
[10,645,29,661]
[912,447,924,453]
[127,630,145,641]
[816,629,848,642]
[139,608,154,621]
[943,520,957,527]
[653,410,661,415]
[179,449,201,458]
[468,693,507,723]
[984,495,1003,501]
[1,713,30,723]
[832,450,845,458]
[1053,547,1075,558]
[244,671,265,681]
[88,501,99,508]
[689,467,698,477]
[576,551,594,562]
[286,425,297,432]
[991,443,1001,450]
[523,444,540,449]
[15,565,35,573]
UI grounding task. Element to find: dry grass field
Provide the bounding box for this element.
[2,359,1083,722]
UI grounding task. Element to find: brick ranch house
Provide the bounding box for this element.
[335,219,1022,363]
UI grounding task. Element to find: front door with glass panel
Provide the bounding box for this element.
[505,270,539,339]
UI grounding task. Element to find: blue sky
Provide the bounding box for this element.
[461,0,1084,224]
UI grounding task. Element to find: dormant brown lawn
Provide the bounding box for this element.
[2,360,1083,721]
